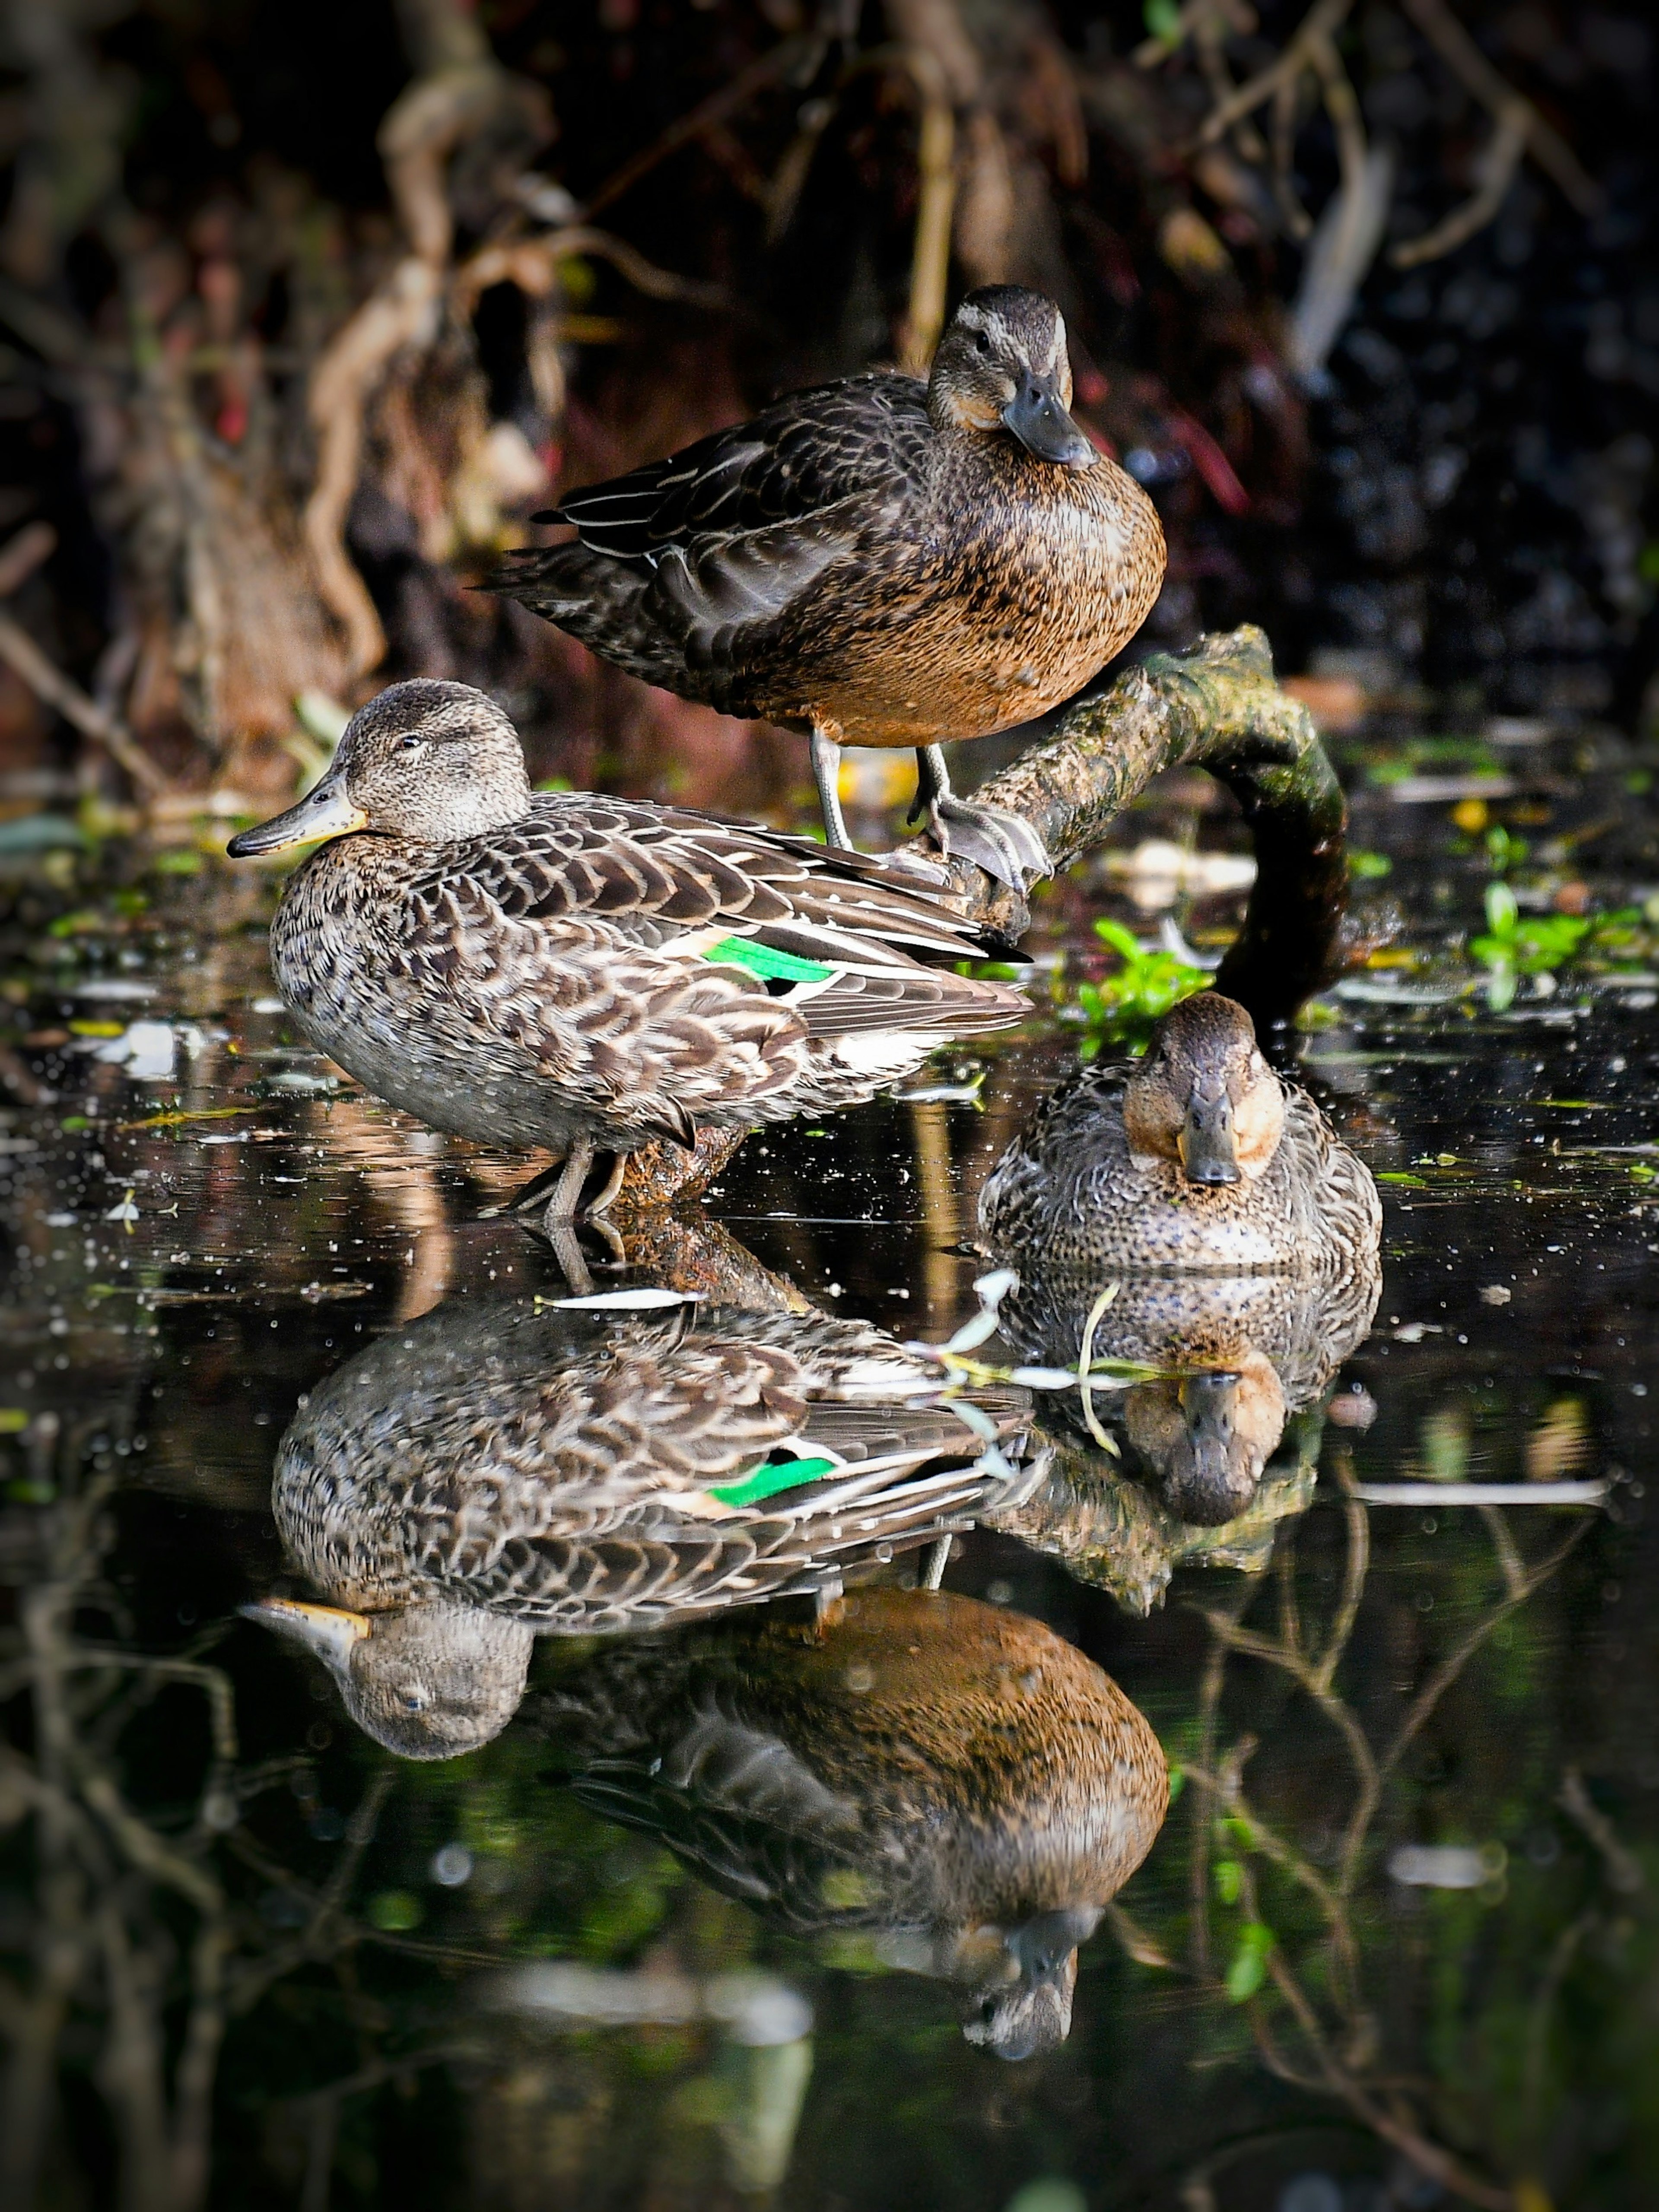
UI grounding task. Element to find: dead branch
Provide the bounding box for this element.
[1557,1768,1646,1897]
[884,0,1014,287]
[1396,0,1601,218]
[1190,0,1358,152]
[0,609,169,796]
[585,38,814,219]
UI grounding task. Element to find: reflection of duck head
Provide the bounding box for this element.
[247,1294,1039,1758]
[1123,1350,1289,1527]
[530,1587,1168,2059]
[254,1596,534,1761]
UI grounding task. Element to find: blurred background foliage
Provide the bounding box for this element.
[0,0,1652,835]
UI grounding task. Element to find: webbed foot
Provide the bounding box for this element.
[911,743,1049,891]
[927,792,1051,891]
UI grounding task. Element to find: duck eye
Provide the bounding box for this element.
[975,332,991,357]
[399,734,425,752]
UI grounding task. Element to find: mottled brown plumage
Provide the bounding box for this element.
[247,1293,1042,1758]
[979,993,1382,1278]
[529,1586,1169,2059]
[498,287,1165,885]
[227,681,1027,1225]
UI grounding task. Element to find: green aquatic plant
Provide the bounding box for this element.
[1468,890,1659,1013]
[1072,919,1210,1054]
[1471,883,1592,1010]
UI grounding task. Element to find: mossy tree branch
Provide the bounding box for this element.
[908,624,1351,1035]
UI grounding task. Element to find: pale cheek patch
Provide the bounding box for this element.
[1233,1079,1286,1176]
[944,388,1004,433]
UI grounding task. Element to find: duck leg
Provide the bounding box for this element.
[810,726,852,850]
[913,745,1050,892]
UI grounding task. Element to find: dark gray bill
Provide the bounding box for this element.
[1178,1085,1240,1184]
[226,776,367,857]
[1001,377,1095,467]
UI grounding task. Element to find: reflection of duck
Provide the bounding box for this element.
[529,1587,1168,2060]
[994,1264,1382,1530]
[500,288,1163,885]
[226,681,1025,1230]
[248,1294,1038,1759]
[979,992,1381,1277]
[977,994,1380,1552]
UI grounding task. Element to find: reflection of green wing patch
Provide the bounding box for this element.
[707,1456,837,1508]
[702,936,833,984]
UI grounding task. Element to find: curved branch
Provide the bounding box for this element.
[904,625,1350,1035]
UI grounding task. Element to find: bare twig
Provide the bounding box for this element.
[1557,1768,1646,1897]
[1396,0,1601,217]
[585,39,812,218]
[0,611,169,795]
[1190,0,1357,151]
[1392,107,1528,269]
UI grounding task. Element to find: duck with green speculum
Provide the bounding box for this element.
[245,1292,1041,1760]
[226,679,1027,1232]
[497,286,1166,889]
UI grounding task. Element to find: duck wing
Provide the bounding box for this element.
[496,376,930,705]
[550,374,929,561]
[393,797,1024,1138]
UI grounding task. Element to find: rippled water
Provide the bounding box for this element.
[3,719,1657,2211]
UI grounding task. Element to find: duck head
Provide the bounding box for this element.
[246,1594,535,1758]
[959,1904,1102,2061]
[1121,993,1286,1188]
[929,286,1096,468]
[227,679,533,856]
[1124,1349,1289,1527]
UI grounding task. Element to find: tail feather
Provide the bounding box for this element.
[495,545,697,695]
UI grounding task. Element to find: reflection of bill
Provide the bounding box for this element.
[979,990,1382,1549]
[245,1288,1043,1758]
[527,1585,1169,2061]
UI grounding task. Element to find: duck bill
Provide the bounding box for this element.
[227,776,366,858]
[243,1597,372,1676]
[1177,1087,1240,1185]
[1000,378,1095,467]
[1182,1372,1242,1481]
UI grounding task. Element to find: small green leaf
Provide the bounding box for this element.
[1348,848,1392,879]
[0,1409,29,1433]
[1143,0,1182,40]
[1225,1921,1275,2003]
[1213,1857,1243,1904]
[1485,881,1519,936]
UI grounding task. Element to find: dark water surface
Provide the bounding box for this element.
[3,722,1659,2212]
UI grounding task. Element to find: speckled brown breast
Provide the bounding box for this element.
[774,446,1166,749]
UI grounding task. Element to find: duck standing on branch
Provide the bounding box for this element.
[226,680,1026,1241]
[496,287,1166,889]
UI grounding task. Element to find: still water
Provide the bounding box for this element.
[2,717,1657,2211]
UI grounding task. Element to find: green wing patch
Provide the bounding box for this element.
[706,1455,838,1508]
[702,936,834,984]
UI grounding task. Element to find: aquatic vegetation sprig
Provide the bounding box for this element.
[1469,883,1652,1009]
[1070,919,1211,1055]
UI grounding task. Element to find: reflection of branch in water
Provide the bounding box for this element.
[1118,1451,1598,2209]
[0,1418,426,2212]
